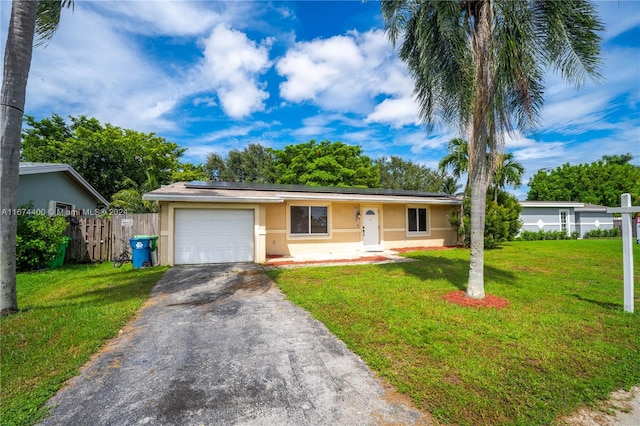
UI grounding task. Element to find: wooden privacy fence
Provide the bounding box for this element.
[613,217,638,239]
[64,213,159,263]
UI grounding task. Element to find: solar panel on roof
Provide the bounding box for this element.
[184,181,448,198]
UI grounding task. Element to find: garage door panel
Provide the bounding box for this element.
[175,209,254,264]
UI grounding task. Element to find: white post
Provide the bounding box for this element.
[621,194,634,313]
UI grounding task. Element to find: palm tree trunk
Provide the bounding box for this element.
[466,0,494,300]
[467,153,489,299]
[1,0,38,316]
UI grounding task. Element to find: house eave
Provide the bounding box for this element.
[279,193,462,204]
[519,201,584,208]
[144,193,462,205]
[143,194,284,203]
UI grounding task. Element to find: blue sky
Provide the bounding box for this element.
[2,0,639,198]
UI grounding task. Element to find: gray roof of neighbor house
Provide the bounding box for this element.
[519,200,610,212]
[19,162,109,206]
[143,181,462,205]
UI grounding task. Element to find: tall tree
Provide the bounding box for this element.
[205,143,275,183]
[438,138,470,195]
[527,156,640,206]
[375,155,445,192]
[441,176,462,196]
[492,152,524,201]
[272,140,379,187]
[382,0,602,299]
[171,162,209,182]
[21,114,185,199]
[601,152,633,166]
[1,0,73,316]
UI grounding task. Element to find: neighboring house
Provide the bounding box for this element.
[143,181,462,265]
[519,201,614,237]
[19,162,108,216]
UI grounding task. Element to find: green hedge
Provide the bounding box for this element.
[583,228,620,238]
[516,230,578,241]
[516,227,620,241]
[16,204,69,271]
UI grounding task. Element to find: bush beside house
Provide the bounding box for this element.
[16,206,69,271]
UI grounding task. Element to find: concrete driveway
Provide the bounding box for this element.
[40,264,430,426]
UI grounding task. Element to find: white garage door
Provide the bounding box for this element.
[174,209,254,264]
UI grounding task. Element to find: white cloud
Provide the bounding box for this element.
[277,29,419,124]
[504,132,536,148]
[597,1,640,41]
[198,24,272,118]
[404,131,454,154]
[90,1,240,36]
[513,142,567,161]
[24,5,179,132]
[291,126,335,138]
[366,97,420,128]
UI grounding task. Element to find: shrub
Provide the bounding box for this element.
[451,189,522,249]
[16,205,69,271]
[516,230,576,241]
[583,228,620,238]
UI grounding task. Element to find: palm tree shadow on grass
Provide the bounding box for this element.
[379,253,517,292]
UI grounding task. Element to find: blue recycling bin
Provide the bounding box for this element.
[130,236,152,268]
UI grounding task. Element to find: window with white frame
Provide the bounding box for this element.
[407,207,429,234]
[48,200,75,216]
[290,205,328,235]
[559,210,570,234]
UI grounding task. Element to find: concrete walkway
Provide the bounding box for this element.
[40,264,430,426]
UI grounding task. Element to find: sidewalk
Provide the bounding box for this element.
[562,386,640,426]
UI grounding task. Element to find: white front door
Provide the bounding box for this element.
[362,208,380,250]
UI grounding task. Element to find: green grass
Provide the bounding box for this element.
[268,240,640,425]
[0,262,168,426]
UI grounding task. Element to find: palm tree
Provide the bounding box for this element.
[492,152,524,201]
[1,0,73,316]
[438,138,469,194]
[441,176,462,196]
[382,0,602,299]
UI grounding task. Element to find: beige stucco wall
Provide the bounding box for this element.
[379,203,459,250]
[159,203,170,265]
[157,200,460,265]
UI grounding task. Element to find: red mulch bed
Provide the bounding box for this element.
[443,290,510,309]
[268,256,389,266]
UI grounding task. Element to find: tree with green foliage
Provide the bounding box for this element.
[439,138,470,194]
[272,140,379,187]
[2,0,74,315]
[441,176,462,196]
[527,155,640,206]
[384,0,603,298]
[375,155,446,192]
[492,152,524,201]
[109,172,159,214]
[16,205,69,272]
[205,143,275,183]
[21,114,186,200]
[171,162,209,182]
[601,153,633,166]
[452,189,522,249]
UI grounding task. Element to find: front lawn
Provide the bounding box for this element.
[0,262,168,426]
[268,240,640,425]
